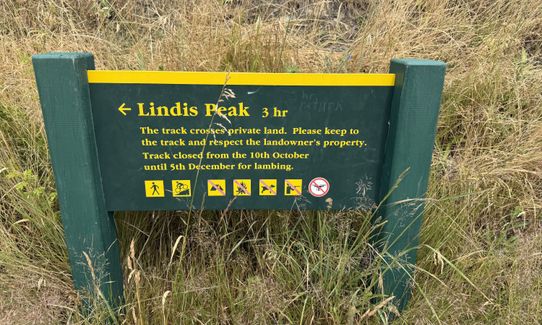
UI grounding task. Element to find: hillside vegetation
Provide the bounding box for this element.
[1,0,541,324]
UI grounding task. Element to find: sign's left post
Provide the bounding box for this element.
[32,52,124,309]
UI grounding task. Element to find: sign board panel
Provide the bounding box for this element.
[87,72,395,210]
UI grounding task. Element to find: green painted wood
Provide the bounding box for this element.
[89,83,393,211]
[376,58,446,312]
[32,51,445,316]
[32,53,123,307]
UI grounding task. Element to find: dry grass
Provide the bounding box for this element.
[1,0,541,323]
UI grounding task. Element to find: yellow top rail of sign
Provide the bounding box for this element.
[87,70,395,86]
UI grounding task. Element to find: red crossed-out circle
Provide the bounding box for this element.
[308,177,330,197]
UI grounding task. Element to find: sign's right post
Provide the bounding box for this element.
[376,59,446,311]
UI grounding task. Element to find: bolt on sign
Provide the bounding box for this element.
[32,52,445,314]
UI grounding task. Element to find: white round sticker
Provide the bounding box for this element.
[308,177,330,197]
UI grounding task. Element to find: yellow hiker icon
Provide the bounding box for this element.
[233,179,251,196]
[144,180,164,197]
[208,179,226,196]
[172,180,191,197]
[259,179,277,196]
[284,179,302,196]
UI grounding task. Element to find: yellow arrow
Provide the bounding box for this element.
[118,103,132,116]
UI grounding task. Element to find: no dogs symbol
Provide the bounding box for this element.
[308,177,330,197]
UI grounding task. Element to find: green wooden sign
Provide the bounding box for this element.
[32,52,445,313]
[89,70,394,211]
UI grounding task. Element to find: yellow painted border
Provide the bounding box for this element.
[87,70,395,86]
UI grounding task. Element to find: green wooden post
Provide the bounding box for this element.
[32,53,123,308]
[376,59,446,312]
